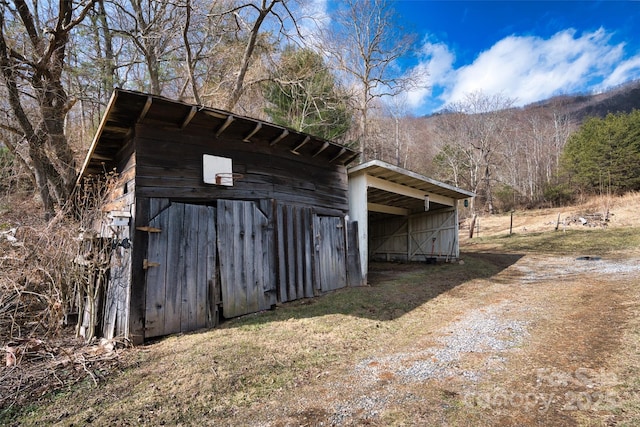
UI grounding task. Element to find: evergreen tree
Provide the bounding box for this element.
[263,47,351,141]
[561,110,640,194]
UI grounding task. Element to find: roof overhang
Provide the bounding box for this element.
[348,160,475,216]
[77,89,360,185]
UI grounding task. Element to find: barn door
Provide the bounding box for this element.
[275,203,314,303]
[314,216,347,292]
[144,203,216,338]
[217,200,276,318]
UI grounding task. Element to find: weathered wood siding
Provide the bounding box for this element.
[370,208,458,262]
[134,125,349,213]
[217,200,275,318]
[102,242,131,339]
[80,90,360,342]
[92,121,354,341]
[314,216,347,292]
[139,198,356,339]
[144,203,216,338]
[276,203,315,302]
[100,148,136,340]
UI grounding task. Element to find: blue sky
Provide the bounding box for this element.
[306,1,640,115]
[397,0,640,114]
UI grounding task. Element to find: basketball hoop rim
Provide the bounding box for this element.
[214,172,244,185]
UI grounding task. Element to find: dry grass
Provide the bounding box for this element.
[463,191,640,238]
[2,192,640,426]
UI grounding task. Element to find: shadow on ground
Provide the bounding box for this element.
[220,252,524,329]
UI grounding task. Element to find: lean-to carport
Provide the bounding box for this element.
[348,160,475,282]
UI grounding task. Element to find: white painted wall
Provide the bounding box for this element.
[348,172,369,282]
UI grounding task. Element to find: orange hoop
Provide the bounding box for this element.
[214,172,245,185]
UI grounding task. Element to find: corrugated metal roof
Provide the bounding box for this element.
[77,89,359,183]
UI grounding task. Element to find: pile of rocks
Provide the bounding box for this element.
[565,211,611,228]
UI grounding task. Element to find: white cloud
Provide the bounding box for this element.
[411,28,640,112]
[404,38,456,110]
[601,56,640,88]
[289,0,331,48]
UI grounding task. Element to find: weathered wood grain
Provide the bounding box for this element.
[217,200,272,318]
[81,89,363,342]
[314,216,347,292]
[369,208,457,262]
[163,203,184,334]
[346,221,364,287]
[133,127,349,213]
[199,206,215,328]
[129,197,149,344]
[181,204,198,331]
[144,203,170,338]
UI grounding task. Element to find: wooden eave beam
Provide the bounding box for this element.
[136,96,153,123]
[243,122,262,142]
[270,129,289,146]
[367,203,410,216]
[343,151,360,165]
[311,141,329,158]
[202,110,227,120]
[215,115,235,138]
[290,136,310,155]
[76,90,121,187]
[123,127,134,140]
[180,106,198,129]
[89,153,112,161]
[329,147,346,163]
[366,175,454,206]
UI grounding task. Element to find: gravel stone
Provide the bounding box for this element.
[356,303,529,384]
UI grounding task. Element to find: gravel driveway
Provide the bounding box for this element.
[249,253,640,426]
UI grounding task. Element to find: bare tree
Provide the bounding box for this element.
[0,0,97,218]
[105,0,183,95]
[433,92,515,214]
[181,0,200,104]
[221,0,300,111]
[403,115,439,176]
[324,0,424,161]
[384,95,414,167]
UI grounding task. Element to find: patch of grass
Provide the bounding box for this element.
[467,227,640,255]
[8,209,640,425]
[7,254,511,425]
[231,253,512,331]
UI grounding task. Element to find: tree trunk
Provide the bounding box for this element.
[469,213,477,239]
[0,0,96,218]
[182,0,201,104]
[484,163,494,214]
[225,3,272,111]
[37,80,77,199]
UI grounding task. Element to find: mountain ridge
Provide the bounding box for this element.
[521,79,640,122]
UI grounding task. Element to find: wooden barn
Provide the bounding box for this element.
[77,89,362,344]
[348,160,475,281]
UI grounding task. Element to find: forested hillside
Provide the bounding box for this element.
[524,79,640,122]
[1,0,639,219]
[409,80,640,213]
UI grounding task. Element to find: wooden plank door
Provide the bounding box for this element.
[314,216,347,292]
[144,203,216,338]
[216,200,275,319]
[275,203,314,303]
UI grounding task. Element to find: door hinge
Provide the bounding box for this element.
[137,226,162,233]
[143,259,161,269]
